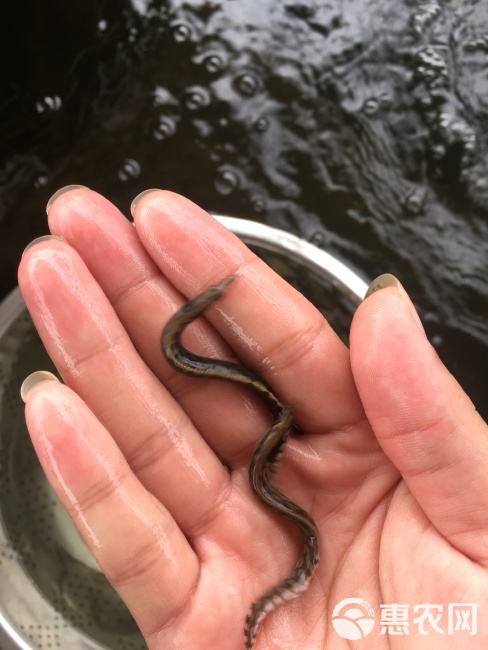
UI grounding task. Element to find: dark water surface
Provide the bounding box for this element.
[1,0,486,419]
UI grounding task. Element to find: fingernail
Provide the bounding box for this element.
[21,371,60,403]
[23,235,66,256]
[130,189,161,216]
[365,273,425,332]
[364,273,402,299]
[46,185,88,215]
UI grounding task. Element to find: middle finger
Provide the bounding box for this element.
[45,188,285,463]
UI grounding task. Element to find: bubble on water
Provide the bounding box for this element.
[233,72,261,97]
[431,143,446,160]
[184,86,210,111]
[204,54,225,74]
[403,187,427,215]
[171,21,193,43]
[117,159,141,182]
[362,98,379,116]
[252,195,266,213]
[154,115,177,140]
[463,133,477,155]
[215,166,241,195]
[412,2,441,35]
[438,112,477,155]
[255,116,269,132]
[309,231,325,247]
[474,176,488,191]
[35,96,62,113]
[465,36,488,53]
[416,47,448,88]
[431,334,443,348]
[193,48,227,73]
[433,212,445,230]
[152,85,178,107]
[378,92,392,110]
[417,91,432,108]
[33,175,48,189]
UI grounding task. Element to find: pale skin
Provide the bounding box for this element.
[18,188,488,649]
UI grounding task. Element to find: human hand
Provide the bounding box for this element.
[18,188,488,648]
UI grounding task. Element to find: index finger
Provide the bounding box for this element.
[132,190,365,433]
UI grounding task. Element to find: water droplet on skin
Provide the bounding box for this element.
[233,72,260,97]
[154,116,177,140]
[184,86,210,111]
[117,159,141,182]
[215,166,240,195]
[35,96,62,113]
[171,22,193,43]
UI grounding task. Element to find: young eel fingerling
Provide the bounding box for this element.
[161,275,320,649]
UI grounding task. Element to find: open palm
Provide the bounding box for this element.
[19,188,488,649]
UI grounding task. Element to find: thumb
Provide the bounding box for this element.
[350,274,488,566]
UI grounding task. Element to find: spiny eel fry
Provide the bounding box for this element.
[161,275,320,649]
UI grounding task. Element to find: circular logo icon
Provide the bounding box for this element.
[332,598,375,640]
